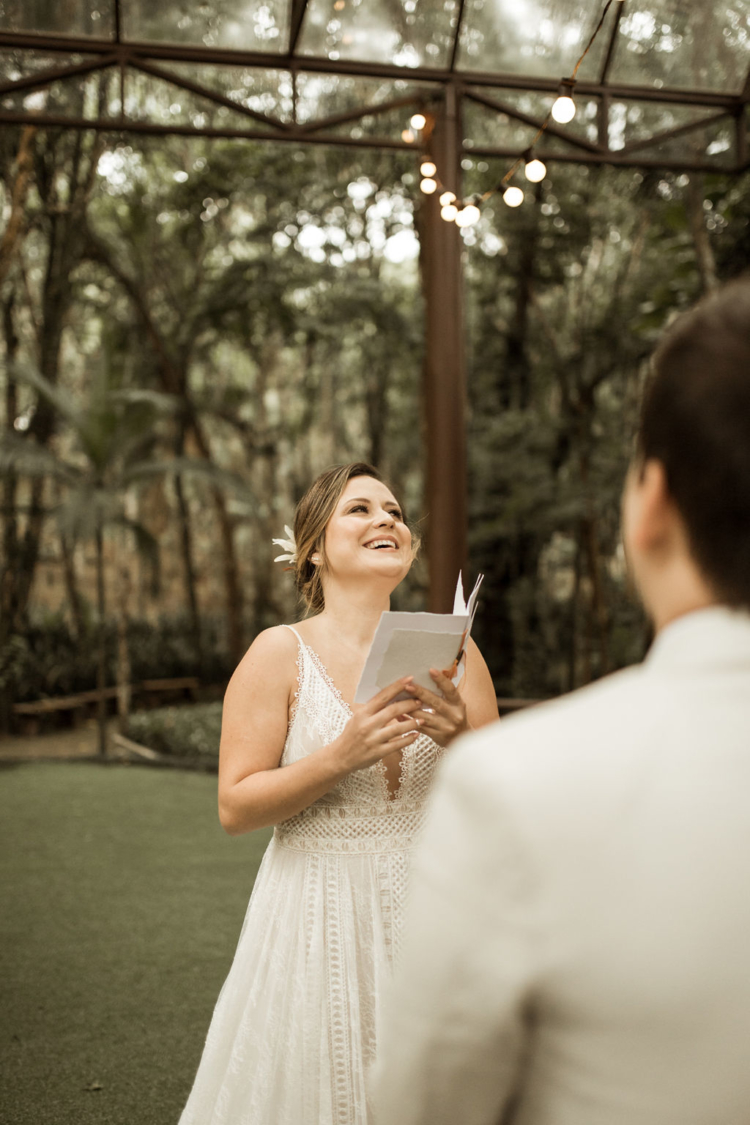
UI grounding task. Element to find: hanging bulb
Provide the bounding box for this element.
[551,80,576,124]
[420,160,437,177]
[455,204,481,227]
[439,190,456,206]
[524,154,547,182]
[401,128,415,143]
[420,178,437,194]
[503,185,524,208]
[410,113,427,131]
[441,203,458,221]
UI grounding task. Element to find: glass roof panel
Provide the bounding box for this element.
[124,67,267,129]
[298,0,459,69]
[0,59,120,117]
[121,0,289,53]
[295,72,429,124]
[156,62,295,123]
[456,0,614,79]
[609,1,750,93]
[0,0,114,38]
[607,100,727,152]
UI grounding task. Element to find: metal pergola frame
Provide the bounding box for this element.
[2,2,748,608]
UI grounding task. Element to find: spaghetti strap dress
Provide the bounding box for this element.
[178,624,444,1125]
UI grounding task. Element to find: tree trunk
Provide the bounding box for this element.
[0,126,37,288]
[173,422,203,668]
[59,528,86,642]
[95,527,108,758]
[115,545,132,733]
[687,174,719,294]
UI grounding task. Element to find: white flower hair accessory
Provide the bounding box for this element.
[272,525,297,565]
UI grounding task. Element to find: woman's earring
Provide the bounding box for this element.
[311,554,321,565]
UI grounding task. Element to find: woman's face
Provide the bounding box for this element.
[320,476,413,587]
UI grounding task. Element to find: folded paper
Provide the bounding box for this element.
[354,572,484,704]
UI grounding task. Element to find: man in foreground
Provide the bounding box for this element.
[371,278,750,1125]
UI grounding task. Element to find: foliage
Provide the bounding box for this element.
[1,109,749,708]
[126,701,223,764]
[5,613,231,704]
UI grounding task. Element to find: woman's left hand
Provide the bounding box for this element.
[403,669,470,748]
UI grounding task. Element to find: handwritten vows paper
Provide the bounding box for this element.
[353,572,484,704]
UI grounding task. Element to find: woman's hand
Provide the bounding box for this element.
[334,678,422,774]
[403,669,470,748]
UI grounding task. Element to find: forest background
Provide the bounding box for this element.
[1,82,749,736]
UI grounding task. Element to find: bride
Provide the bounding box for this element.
[179,461,499,1125]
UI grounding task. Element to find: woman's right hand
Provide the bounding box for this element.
[333,678,422,774]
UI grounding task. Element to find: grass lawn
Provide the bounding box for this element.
[0,762,272,1125]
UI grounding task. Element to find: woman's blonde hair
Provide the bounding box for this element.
[293,462,419,615]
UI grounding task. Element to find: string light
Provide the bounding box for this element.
[416,0,619,225]
[551,80,576,124]
[410,113,427,131]
[503,186,524,208]
[455,204,481,227]
[524,152,547,182]
[401,128,415,143]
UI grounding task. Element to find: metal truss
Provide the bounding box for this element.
[0,28,747,174]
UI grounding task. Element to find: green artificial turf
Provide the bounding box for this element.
[0,762,272,1125]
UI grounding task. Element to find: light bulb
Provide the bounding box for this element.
[420,177,437,194]
[410,113,427,131]
[439,190,456,206]
[503,186,524,208]
[401,128,415,143]
[441,204,458,221]
[420,160,437,177]
[551,95,575,124]
[524,158,547,182]
[455,204,480,227]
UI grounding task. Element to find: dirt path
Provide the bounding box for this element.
[0,721,106,762]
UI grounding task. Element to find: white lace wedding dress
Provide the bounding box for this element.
[178,625,445,1125]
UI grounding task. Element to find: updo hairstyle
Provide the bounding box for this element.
[293,462,418,615]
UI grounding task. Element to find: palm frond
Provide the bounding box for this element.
[112,516,161,596]
[7,361,84,434]
[0,432,81,484]
[122,457,253,499]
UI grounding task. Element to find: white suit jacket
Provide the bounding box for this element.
[371,607,750,1125]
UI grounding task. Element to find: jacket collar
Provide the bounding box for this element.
[646,605,750,671]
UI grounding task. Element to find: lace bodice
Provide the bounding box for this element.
[274,626,445,855]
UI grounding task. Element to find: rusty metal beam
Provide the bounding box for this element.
[616,110,730,156]
[0,32,739,110]
[742,62,750,102]
[465,143,741,175]
[297,93,419,136]
[421,87,467,611]
[598,0,624,85]
[464,87,607,154]
[0,105,739,173]
[0,54,117,97]
[449,0,467,73]
[128,57,290,131]
[289,0,310,56]
[0,108,416,149]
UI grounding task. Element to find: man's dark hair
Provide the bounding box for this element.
[637,277,750,608]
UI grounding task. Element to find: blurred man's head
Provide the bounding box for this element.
[622,278,750,630]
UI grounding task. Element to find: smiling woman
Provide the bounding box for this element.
[178,461,498,1125]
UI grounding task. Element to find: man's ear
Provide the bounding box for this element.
[632,459,675,553]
